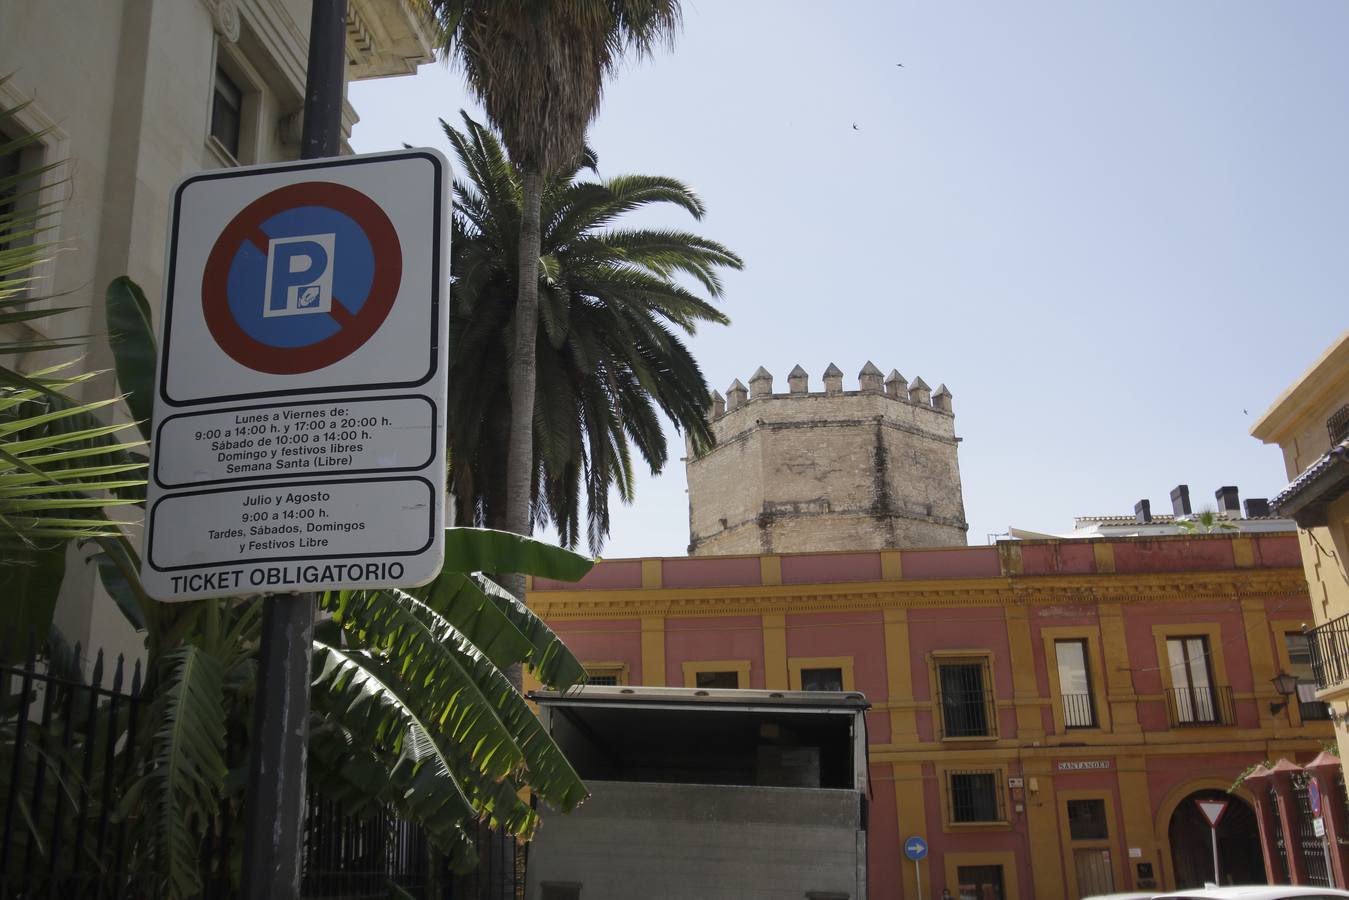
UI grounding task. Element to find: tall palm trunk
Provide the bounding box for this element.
[500,166,545,639]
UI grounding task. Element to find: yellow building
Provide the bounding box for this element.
[1253,329,1349,762]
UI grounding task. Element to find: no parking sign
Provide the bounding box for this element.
[142,150,449,601]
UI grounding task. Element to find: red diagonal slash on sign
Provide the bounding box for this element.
[202,181,401,374]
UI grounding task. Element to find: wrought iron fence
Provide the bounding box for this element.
[1,640,149,900]
[1308,613,1349,690]
[1,641,512,899]
[1061,692,1096,729]
[1164,685,1235,727]
[1293,776,1333,887]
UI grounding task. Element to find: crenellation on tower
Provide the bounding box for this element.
[907,376,931,407]
[858,360,884,394]
[749,366,773,398]
[687,362,969,555]
[822,363,844,395]
[726,378,748,411]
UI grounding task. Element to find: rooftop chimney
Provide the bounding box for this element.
[1135,499,1152,525]
[1215,486,1241,518]
[1170,484,1192,516]
[1244,497,1271,519]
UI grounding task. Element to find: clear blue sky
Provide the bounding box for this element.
[350,1,1347,557]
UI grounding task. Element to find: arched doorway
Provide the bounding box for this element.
[1168,789,1263,888]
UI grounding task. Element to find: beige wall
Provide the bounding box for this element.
[1252,331,1349,761]
[687,386,968,555]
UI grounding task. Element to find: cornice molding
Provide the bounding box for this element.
[529,569,1308,619]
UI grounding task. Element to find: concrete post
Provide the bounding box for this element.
[1270,759,1310,884]
[1243,765,1289,885]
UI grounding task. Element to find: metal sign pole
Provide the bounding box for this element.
[1210,824,1220,885]
[240,2,347,897]
[914,858,923,898]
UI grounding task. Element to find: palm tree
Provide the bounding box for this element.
[1176,508,1239,534]
[446,112,740,552]
[429,0,683,569]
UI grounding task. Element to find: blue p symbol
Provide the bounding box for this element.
[264,233,335,317]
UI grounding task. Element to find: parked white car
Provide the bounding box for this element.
[1150,888,1349,899]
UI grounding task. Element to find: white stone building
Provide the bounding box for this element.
[0,0,433,661]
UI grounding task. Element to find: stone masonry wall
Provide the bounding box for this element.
[686,363,968,554]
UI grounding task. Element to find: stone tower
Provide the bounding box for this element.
[685,362,968,555]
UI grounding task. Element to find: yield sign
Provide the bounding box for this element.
[1195,798,1229,828]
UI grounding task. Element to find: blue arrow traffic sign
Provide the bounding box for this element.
[904,836,928,861]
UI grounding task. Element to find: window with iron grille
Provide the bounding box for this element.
[1329,404,1349,445]
[948,770,1004,823]
[583,664,626,687]
[938,658,995,738]
[1067,798,1109,840]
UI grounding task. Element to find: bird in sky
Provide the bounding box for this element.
[852,123,859,130]
[896,62,904,67]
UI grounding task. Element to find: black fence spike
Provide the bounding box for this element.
[131,658,142,694]
[111,654,126,693]
[91,648,105,687]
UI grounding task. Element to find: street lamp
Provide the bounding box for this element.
[1270,670,1300,720]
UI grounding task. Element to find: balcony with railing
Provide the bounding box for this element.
[1164,685,1235,727]
[1308,612,1349,692]
[1061,692,1097,729]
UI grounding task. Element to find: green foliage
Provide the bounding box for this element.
[88,269,593,890]
[0,77,148,644]
[1176,508,1239,534]
[446,112,741,550]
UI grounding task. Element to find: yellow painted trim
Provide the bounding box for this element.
[640,559,662,589]
[759,555,782,586]
[1094,542,1116,573]
[1040,626,1112,735]
[527,566,1304,621]
[943,850,1020,900]
[883,608,918,742]
[1021,757,1067,900]
[640,616,665,686]
[1056,789,1125,897]
[582,661,630,685]
[880,550,903,580]
[1006,606,1045,740]
[891,763,931,896]
[788,656,855,691]
[763,614,788,689]
[1233,536,1256,568]
[681,659,751,688]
